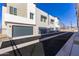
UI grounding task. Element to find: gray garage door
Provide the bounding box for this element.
[39,27,47,34]
[12,26,33,37]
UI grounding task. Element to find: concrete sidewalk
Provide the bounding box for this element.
[70,32,79,56]
[0,34,9,41]
[0,33,9,48]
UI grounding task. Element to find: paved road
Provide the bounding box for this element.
[42,32,73,56]
[0,32,73,56]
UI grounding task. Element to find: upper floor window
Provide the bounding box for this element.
[10,6,13,14]
[9,6,17,15]
[41,15,47,22]
[4,3,7,7]
[14,8,17,15]
[30,12,34,19]
[51,19,54,24]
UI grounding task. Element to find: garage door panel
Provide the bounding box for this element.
[39,27,47,34]
[12,26,33,37]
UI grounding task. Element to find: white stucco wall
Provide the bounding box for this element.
[48,15,60,31]
[35,8,60,35]
[36,8,49,28]
[27,3,36,25]
[2,6,7,35]
[54,17,60,28]
[35,8,49,35]
[48,15,55,29]
[3,3,36,25]
[4,13,36,25]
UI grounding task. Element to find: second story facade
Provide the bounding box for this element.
[2,3,36,26]
[36,8,49,28]
[36,7,60,34]
[53,17,60,30]
[48,15,55,29]
[36,7,60,29]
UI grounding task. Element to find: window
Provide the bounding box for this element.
[41,15,47,22]
[10,6,14,14]
[9,6,17,15]
[44,19,46,22]
[30,13,34,19]
[4,3,7,7]
[14,8,17,15]
[51,19,54,24]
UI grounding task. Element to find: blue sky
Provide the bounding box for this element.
[36,3,77,27]
[0,3,2,29]
[0,3,77,29]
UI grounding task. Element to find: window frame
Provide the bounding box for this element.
[30,12,34,19]
[10,6,14,14]
[51,19,54,24]
[14,7,17,15]
[9,6,17,15]
[41,15,47,22]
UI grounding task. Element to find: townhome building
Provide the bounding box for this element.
[48,15,60,32]
[1,3,60,38]
[52,17,60,31]
[35,8,49,34]
[35,8,60,35]
[2,3,36,37]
